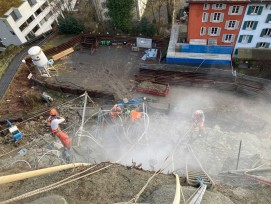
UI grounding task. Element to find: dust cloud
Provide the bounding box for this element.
[73,86,271,177]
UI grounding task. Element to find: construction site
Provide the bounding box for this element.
[0,34,271,204]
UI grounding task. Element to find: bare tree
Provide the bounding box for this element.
[46,0,73,19]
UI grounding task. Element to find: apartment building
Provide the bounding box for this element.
[167,0,249,67]
[0,0,74,46]
[233,1,271,57]
[93,0,148,21]
[187,0,248,46]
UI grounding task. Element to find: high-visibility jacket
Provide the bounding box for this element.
[130,110,142,122]
[56,131,71,149]
[110,105,122,117]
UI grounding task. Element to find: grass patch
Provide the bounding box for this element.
[0,0,22,17]
[0,45,24,79]
[41,34,77,50]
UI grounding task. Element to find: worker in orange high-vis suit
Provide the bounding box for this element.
[110,104,122,118]
[130,110,142,122]
[47,109,65,134]
[56,131,71,149]
[192,110,205,136]
[56,131,71,163]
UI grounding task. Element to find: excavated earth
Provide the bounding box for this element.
[0,47,271,203]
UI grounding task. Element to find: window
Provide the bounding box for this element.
[225,20,238,29]
[19,22,28,31]
[104,11,109,18]
[208,38,217,45]
[27,0,37,7]
[203,4,210,10]
[266,14,271,23]
[34,8,42,17]
[44,12,53,21]
[229,5,243,15]
[238,35,253,43]
[212,4,225,10]
[208,27,220,36]
[256,42,270,48]
[247,6,263,15]
[202,12,208,22]
[261,28,271,37]
[10,11,19,21]
[40,19,46,25]
[26,15,35,24]
[25,32,35,41]
[32,25,40,33]
[200,27,206,36]
[101,2,107,9]
[243,21,258,30]
[211,12,224,22]
[41,2,49,10]
[222,34,234,43]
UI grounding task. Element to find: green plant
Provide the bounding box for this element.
[137,17,156,37]
[107,0,134,32]
[58,16,84,34]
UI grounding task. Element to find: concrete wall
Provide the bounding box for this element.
[233,3,271,57]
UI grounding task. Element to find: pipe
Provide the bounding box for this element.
[173,173,181,204]
[0,163,90,185]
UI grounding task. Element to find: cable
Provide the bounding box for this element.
[0,94,83,134]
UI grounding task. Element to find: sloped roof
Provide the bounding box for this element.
[0,0,23,17]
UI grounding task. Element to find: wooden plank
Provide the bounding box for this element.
[52,47,74,61]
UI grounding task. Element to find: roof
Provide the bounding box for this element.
[238,48,271,60]
[0,0,23,17]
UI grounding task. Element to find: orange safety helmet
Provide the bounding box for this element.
[50,109,57,116]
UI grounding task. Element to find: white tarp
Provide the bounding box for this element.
[136,37,152,48]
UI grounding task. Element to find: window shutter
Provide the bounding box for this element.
[220,13,224,22]
[232,34,235,42]
[217,28,221,36]
[253,21,258,30]
[261,29,266,37]
[265,43,270,48]
[235,21,239,29]
[247,6,252,15]
[208,28,211,35]
[258,6,263,15]
[242,21,247,30]
[239,6,243,15]
[210,13,214,22]
[266,14,271,23]
[212,4,216,9]
[248,35,253,43]
[256,43,260,48]
[228,6,233,15]
[222,34,226,42]
[238,35,243,43]
[222,4,226,9]
[225,21,229,29]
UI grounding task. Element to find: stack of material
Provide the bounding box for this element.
[81,35,98,54]
[142,49,158,61]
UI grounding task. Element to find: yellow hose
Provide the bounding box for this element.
[0,163,90,185]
